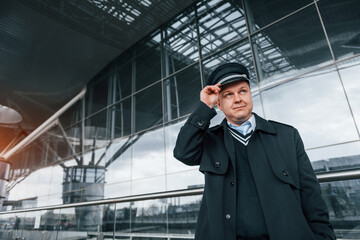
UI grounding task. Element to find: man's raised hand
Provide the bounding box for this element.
[200,83,221,109]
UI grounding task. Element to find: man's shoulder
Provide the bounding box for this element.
[267,119,297,135]
[268,120,294,129]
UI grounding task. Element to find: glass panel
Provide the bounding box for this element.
[168,195,202,235]
[104,138,132,198]
[167,171,204,192]
[7,170,43,209]
[0,213,25,239]
[21,210,60,239]
[59,100,82,128]
[261,66,358,149]
[109,97,132,139]
[132,176,166,196]
[113,61,132,101]
[57,204,114,239]
[114,202,131,236]
[86,75,109,116]
[251,5,333,86]
[197,0,248,57]
[65,121,83,154]
[308,141,360,173]
[320,180,360,239]
[82,146,107,167]
[53,127,73,160]
[317,0,360,60]
[337,56,360,130]
[135,45,161,91]
[243,0,312,33]
[135,83,163,132]
[163,65,202,122]
[164,120,203,191]
[163,6,198,77]
[131,199,167,234]
[104,182,131,199]
[84,109,109,151]
[132,127,166,195]
[202,38,257,90]
[135,30,162,57]
[132,127,165,179]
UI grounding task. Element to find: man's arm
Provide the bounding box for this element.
[173,102,216,165]
[295,129,336,240]
[173,84,221,166]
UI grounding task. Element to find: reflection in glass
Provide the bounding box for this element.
[57,204,114,238]
[163,7,198,77]
[243,0,312,33]
[21,210,60,239]
[317,0,360,60]
[65,121,83,154]
[104,138,132,198]
[320,180,360,239]
[109,97,132,139]
[62,166,105,204]
[0,213,25,239]
[59,100,82,129]
[164,120,203,191]
[86,75,109,116]
[163,66,202,122]
[135,45,161,91]
[84,109,108,151]
[202,39,257,90]
[132,127,165,180]
[105,138,132,184]
[309,141,360,174]
[168,195,202,235]
[251,5,333,86]
[131,199,167,234]
[167,171,204,192]
[135,83,163,132]
[197,0,248,57]
[262,66,358,149]
[113,61,133,101]
[338,57,360,130]
[114,202,131,234]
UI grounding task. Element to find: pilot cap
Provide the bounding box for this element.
[207,62,250,86]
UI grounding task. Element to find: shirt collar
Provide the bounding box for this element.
[227,114,256,134]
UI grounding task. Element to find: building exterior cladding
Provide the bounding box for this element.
[1,0,360,239]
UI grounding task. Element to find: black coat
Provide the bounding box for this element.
[174,102,336,240]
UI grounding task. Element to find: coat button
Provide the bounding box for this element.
[197,120,204,126]
[214,162,221,168]
[230,182,235,186]
[282,170,288,176]
[225,214,231,219]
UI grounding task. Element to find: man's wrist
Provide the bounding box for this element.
[200,100,216,109]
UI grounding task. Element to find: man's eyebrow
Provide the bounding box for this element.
[221,89,231,94]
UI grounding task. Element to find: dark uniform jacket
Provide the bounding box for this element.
[173,102,336,240]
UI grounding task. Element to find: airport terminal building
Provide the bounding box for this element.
[1,0,360,239]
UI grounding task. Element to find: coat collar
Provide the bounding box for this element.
[211,112,276,135]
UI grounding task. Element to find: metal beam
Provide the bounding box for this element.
[0,88,86,161]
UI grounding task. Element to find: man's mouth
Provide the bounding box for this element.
[233,106,245,110]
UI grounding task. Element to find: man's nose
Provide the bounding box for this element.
[234,93,242,102]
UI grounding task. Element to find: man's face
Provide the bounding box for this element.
[216,80,253,125]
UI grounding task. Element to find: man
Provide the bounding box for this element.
[173,63,336,240]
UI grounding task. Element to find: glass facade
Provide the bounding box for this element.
[1,0,360,239]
